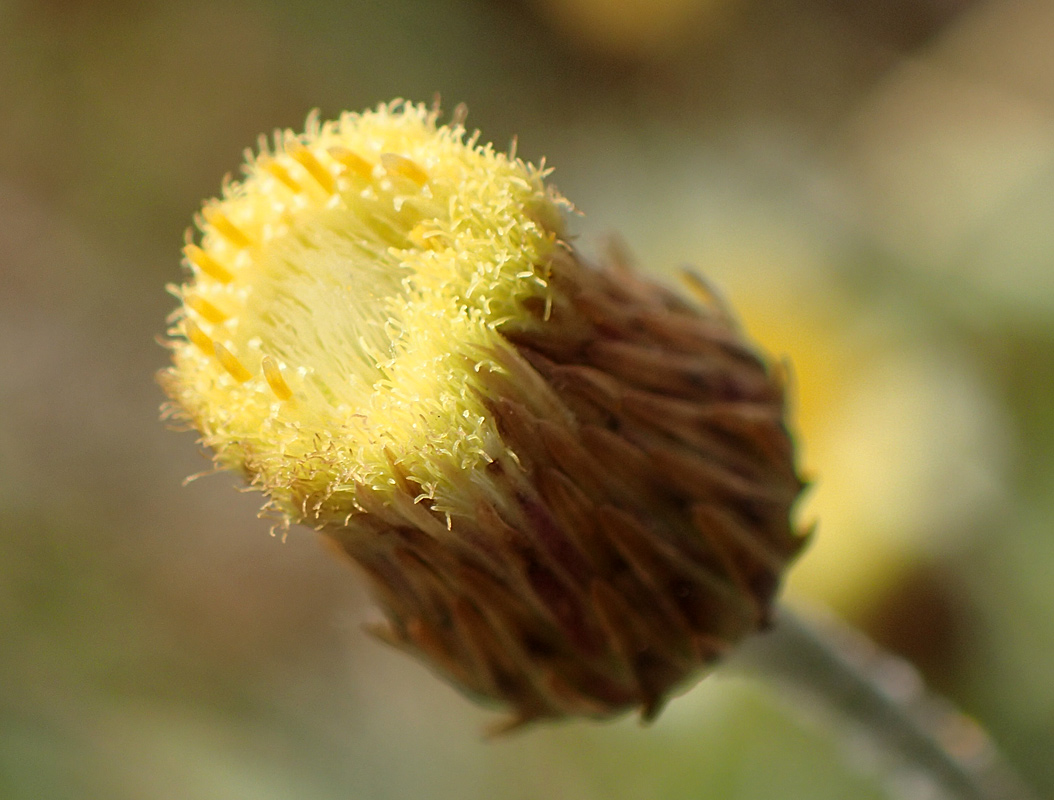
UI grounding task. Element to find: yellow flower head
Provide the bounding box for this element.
[162,100,806,727]
[163,101,566,522]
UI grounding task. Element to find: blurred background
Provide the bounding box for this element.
[2,0,1053,797]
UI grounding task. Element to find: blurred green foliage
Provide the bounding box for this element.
[2,0,1053,797]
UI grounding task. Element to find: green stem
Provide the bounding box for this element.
[725,606,1039,800]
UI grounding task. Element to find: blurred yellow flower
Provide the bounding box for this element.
[723,273,1008,618]
[530,0,736,58]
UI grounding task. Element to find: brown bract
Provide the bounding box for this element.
[323,243,808,729]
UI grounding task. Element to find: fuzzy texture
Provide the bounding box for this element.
[162,101,807,726]
[162,101,565,521]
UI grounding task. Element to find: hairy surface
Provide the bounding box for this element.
[162,101,567,521]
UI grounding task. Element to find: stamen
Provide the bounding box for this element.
[185,244,234,283]
[328,146,375,181]
[289,144,336,194]
[262,356,293,400]
[213,342,253,382]
[381,153,428,186]
[263,158,302,193]
[409,223,443,251]
[183,318,214,354]
[202,207,252,248]
[184,295,228,324]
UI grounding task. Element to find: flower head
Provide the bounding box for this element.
[162,100,807,726]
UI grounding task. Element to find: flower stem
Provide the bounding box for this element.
[725,606,1038,800]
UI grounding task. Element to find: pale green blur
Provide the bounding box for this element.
[2,1,1053,797]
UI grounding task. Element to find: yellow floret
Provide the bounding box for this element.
[162,100,568,526]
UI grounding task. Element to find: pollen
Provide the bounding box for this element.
[262,356,293,400]
[203,206,252,249]
[381,152,428,185]
[184,294,228,324]
[213,341,253,382]
[288,144,336,194]
[328,146,374,181]
[185,244,234,283]
[183,318,214,354]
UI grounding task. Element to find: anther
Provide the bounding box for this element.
[381,153,428,186]
[328,146,375,181]
[263,158,302,193]
[184,295,228,324]
[183,318,214,355]
[262,356,293,400]
[202,207,252,249]
[184,244,234,283]
[288,144,336,194]
[213,342,253,383]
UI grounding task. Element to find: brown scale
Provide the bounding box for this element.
[324,244,807,728]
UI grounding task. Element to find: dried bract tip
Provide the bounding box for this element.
[161,100,807,727]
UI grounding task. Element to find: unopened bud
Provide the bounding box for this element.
[161,100,807,727]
